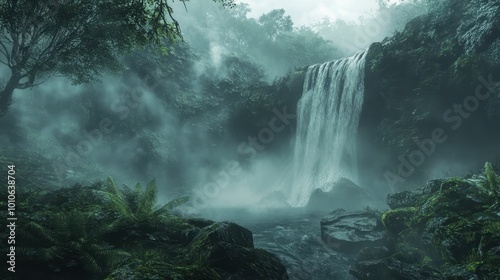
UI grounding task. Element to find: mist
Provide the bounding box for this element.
[2,0,500,279]
[0,0,434,212]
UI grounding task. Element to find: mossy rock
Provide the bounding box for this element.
[208,242,288,280]
[381,207,418,235]
[187,222,254,258]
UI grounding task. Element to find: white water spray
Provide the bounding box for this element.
[287,50,367,207]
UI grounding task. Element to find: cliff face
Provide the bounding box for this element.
[359,0,500,192]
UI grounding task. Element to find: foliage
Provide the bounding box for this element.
[484,162,499,191]
[0,0,235,117]
[375,170,500,278]
[4,178,286,280]
[19,210,129,274]
[258,9,293,40]
[480,162,500,203]
[100,176,189,229]
[181,2,340,78]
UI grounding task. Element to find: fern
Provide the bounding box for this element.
[137,180,158,219]
[485,162,499,191]
[163,196,190,211]
[103,177,135,221]
[100,177,190,229]
[19,210,130,274]
[154,196,190,218]
[128,244,167,267]
[479,162,500,204]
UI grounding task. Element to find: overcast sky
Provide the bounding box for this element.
[234,0,387,26]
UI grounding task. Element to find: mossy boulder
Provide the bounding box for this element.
[187,222,254,255]
[351,166,500,280]
[186,222,288,279]
[381,207,417,235]
[208,242,288,280]
[387,189,424,209]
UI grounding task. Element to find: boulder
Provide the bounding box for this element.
[387,189,423,209]
[208,242,288,280]
[320,209,387,254]
[307,178,371,212]
[187,222,289,280]
[188,222,254,253]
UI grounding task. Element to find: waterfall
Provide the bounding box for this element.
[287,50,367,207]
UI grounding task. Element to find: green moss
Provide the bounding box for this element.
[374,164,500,277]
[482,221,500,237]
[465,248,482,272]
[422,256,433,265]
[381,207,418,235]
[451,54,485,82]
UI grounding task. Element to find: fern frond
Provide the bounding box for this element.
[156,196,190,214]
[106,219,123,231]
[105,177,120,196]
[99,182,135,222]
[127,245,165,268]
[100,248,131,269]
[40,245,64,261]
[68,240,84,252]
[485,162,499,191]
[81,251,103,273]
[23,222,57,244]
[138,180,158,218]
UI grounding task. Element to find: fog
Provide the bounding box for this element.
[0,0,431,215]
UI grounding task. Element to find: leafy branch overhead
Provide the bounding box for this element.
[0,0,234,117]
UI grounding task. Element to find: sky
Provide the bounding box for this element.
[233,0,389,26]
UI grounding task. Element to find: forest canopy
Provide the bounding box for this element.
[0,0,234,117]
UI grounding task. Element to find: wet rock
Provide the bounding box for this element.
[186,222,289,279]
[387,189,423,209]
[381,207,417,235]
[351,257,444,280]
[307,178,371,212]
[188,222,254,253]
[442,265,479,280]
[209,242,288,280]
[421,179,446,194]
[357,246,391,262]
[320,210,387,254]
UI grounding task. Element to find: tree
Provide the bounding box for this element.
[258,9,293,40]
[0,0,234,117]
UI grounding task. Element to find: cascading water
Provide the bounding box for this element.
[287,50,368,207]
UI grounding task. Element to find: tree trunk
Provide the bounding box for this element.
[0,74,21,118]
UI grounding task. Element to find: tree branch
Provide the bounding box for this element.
[0,40,12,66]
